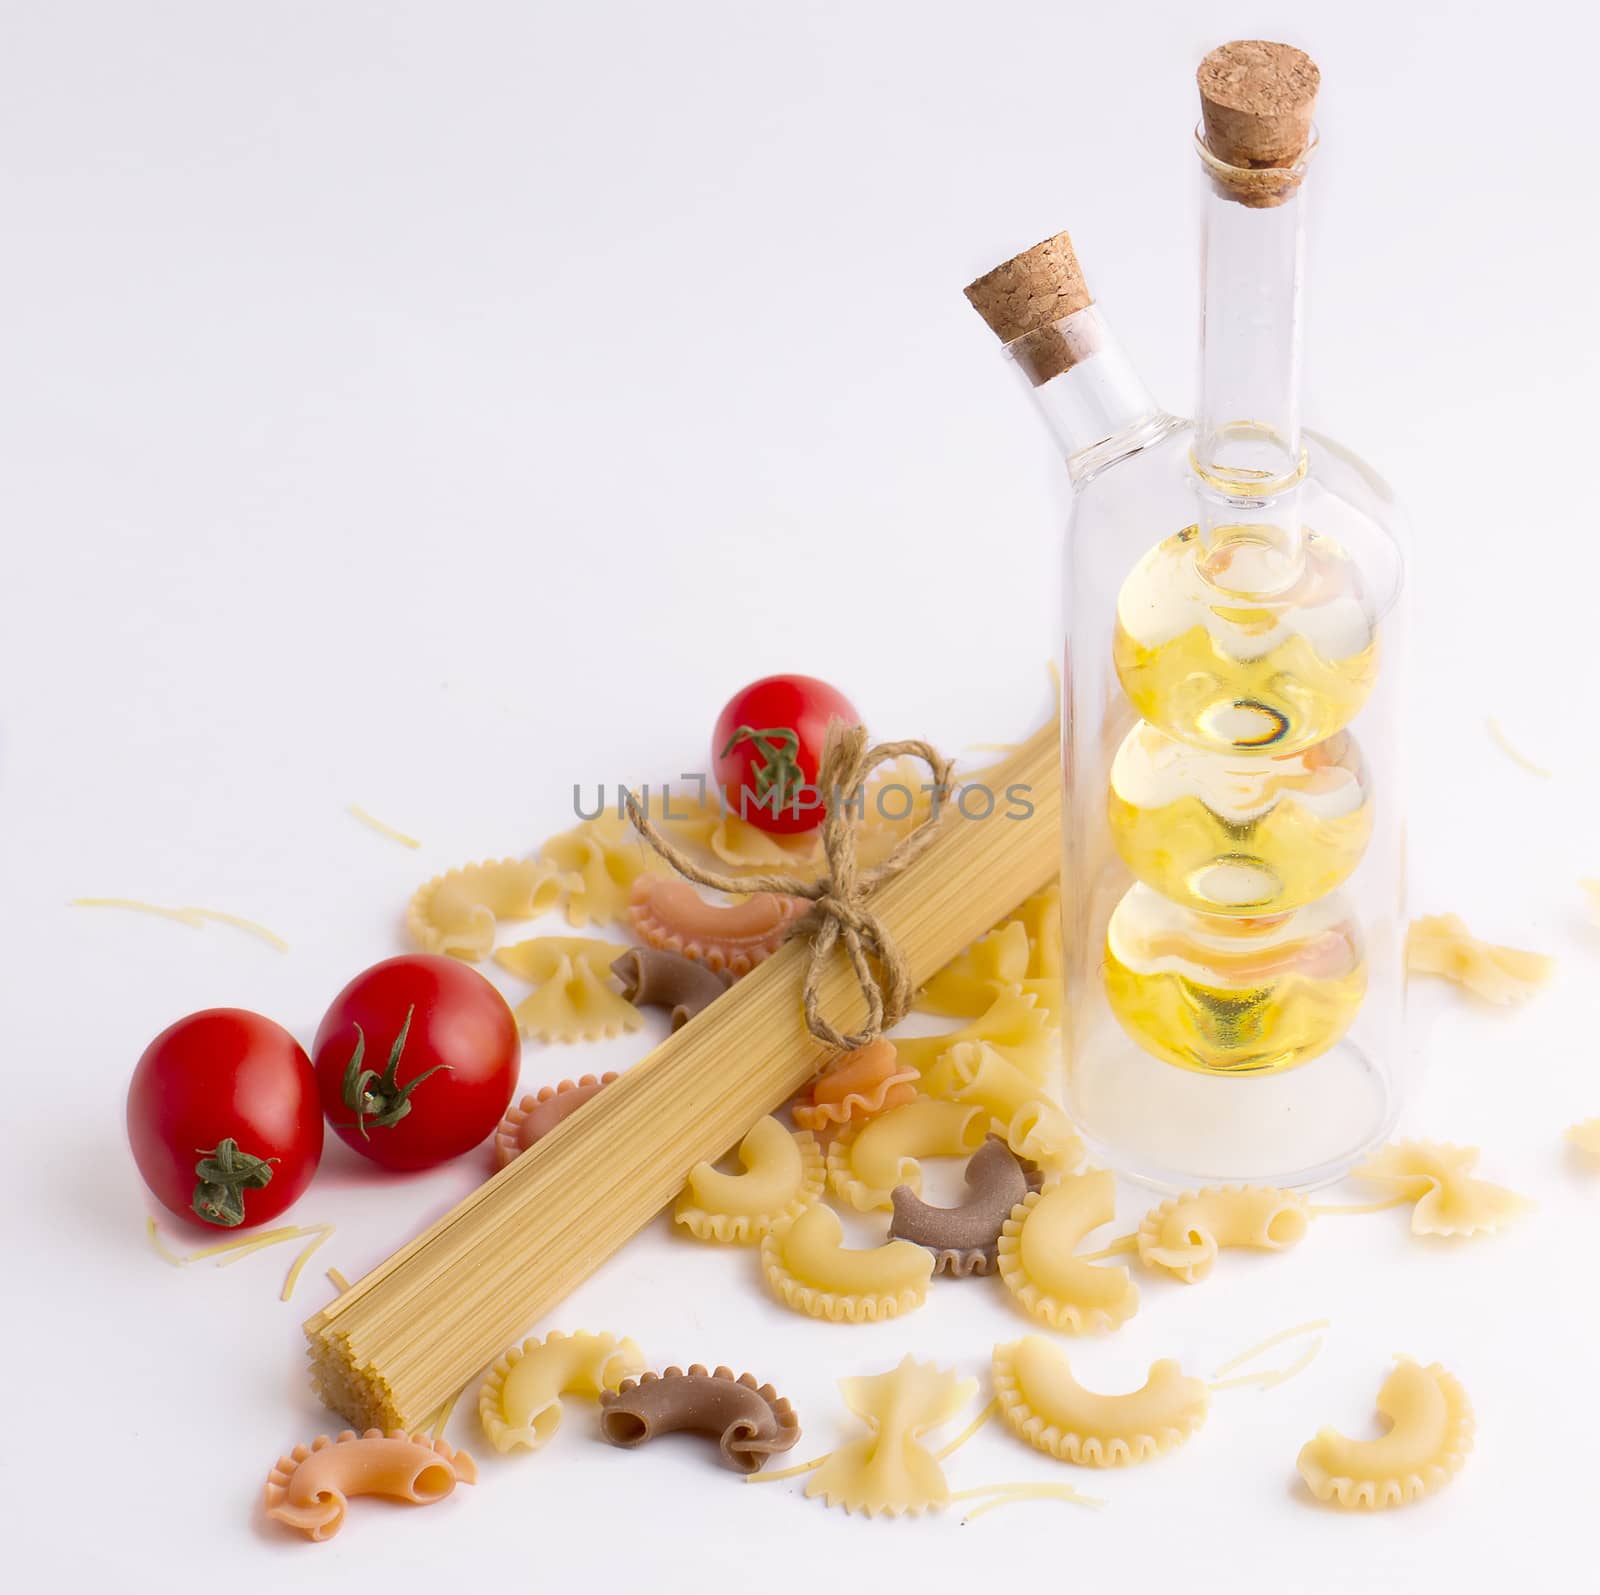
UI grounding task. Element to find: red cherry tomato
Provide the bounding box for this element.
[313,954,519,1172]
[711,674,861,835]
[126,1008,323,1230]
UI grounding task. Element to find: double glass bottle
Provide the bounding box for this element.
[966,52,1407,1188]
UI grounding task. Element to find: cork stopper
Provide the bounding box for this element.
[1197,40,1320,206]
[964,232,1096,386]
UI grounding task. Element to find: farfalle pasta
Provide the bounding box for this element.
[407,858,563,961]
[760,1203,934,1322]
[629,876,808,975]
[492,937,642,1042]
[477,1330,645,1454]
[791,1040,918,1133]
[1297,1358,1474,1510]
[264,1430,476,1542]
[1136,1185,1311,1283]
[805,1357,978,1517]
[536,813,661,928]
[890,988,1056,1082]
[1354,1141,1530,1237]
[1405,913,1554,1004]
[826,1097,989,1212]
[997,1172,1140,1333]
[493,1074,618,1168]
[921,1040,1083,1170]
[674,1115,825,1243]
[993,1336,1209,1467]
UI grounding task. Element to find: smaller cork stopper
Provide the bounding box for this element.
[964,232,1096,386]
[1197,40,1320,206]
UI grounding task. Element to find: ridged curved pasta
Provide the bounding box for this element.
[1136,1185,1311,1283]
[1354,1141,1530,1237]
[629,876,807,975]
[493,1074,618,1168]
[674,1116,825,1243]
[477,1331,645,1454]
[791,1040,918,1133]
[805,1357,977,1517]
[992,1336,1209,1466]
[264,1430,476,1541]
[921,1041,1083,1170]
[407,858,566,962]
[996,1173,1139,1333]
[759,1204,933,1322]
[1297,1358,1474,1510]
[825,1098,989,1212]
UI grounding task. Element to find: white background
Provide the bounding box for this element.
[5,1,1598,1589]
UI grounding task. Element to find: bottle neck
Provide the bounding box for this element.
[1010,306,1162,482]
[1194,136,1311,492]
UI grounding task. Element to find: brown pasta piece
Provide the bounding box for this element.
[888,1136,1040,1275]
[611,946,733,1031]
[493,1074,619,1170]
[597,1364,801,1473]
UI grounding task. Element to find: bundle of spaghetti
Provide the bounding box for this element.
[305,719,1061,1430]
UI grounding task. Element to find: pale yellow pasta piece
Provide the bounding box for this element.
[1136,1185,1311,1284]
[1354,1141,1530,1237]
[996,1173,1139,1333]
[1298,1357,1474,1510]
[891,988,1057,1083]
[674,1116,825,1243]
[806,1357,978,1517]
[759,1204,933,1322]
[993,1336,1209,1467]
[921,1041,1084,1171]
[1405,913,1554,1004]
[1566,1119,1600,1163]
[1004,883,1063,980]
[407,858,566,961]
[477,1330,646,1454]
[493,941,642,1043]
[916,920,1032,1017]
[826,1098,988,1212]
[535,812,666,928]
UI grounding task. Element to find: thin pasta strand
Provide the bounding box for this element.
[934,1398,998,1460]
[215,1226,315,1267]
[75,898,203,926]
[954,1482,1105,1518]
[145,1215,188,1265]
[1210,1317,1332,1381]
[1487,716,1552,779]
[348,804,422,849]
[1076,1232,1139,1263]
[1308,1194,1411,1217]
[184,908,290,952]
[427,1381,466,1443]
[745,1452,832,1484]
[281,1226,335,1302]
[326,1267,351,1293]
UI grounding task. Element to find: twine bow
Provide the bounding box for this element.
[623,723,954,1052]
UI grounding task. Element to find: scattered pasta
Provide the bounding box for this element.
[1297,1358,1474,1510]
[916,919,1032,1017]
[1354,1141,1530,1237]
[1136,1186,1311,1284]
[888,1136,1038,1275]
[493,936,642,1041]
[997,1173,1140,1333]
[536,813,663,928]
[674,1116,825,1243]
[1566,1119,1600,1163]
[611,945,731,1029]
[347,804,421,849]
[629,876,807,975]
[826,1097,989,1212]
[493,1074,619,1169]
[263,1430,476,1542]
[477,1330,644,1454]
[921,1040,1083,1170]
[993,1336,1209,1467]
[760,1203,934,1322]
[1405,913,1554,1004]
[407,858,561,962]
[805,1357,979,1517]
[599,1366,801,1473]
[791,1040,918,1133]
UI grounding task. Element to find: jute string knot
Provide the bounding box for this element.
[623,723,954,1052]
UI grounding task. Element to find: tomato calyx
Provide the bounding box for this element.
[191,1138,277,1227]
[338,1006,451,1139]
[720,724,808,816]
